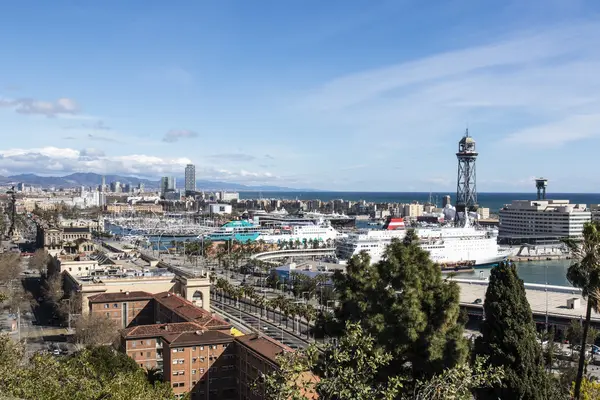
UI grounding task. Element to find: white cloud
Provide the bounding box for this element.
[0,97,79,117]
[0,147,191,177]
[300,20,600,147]
[162,129,198,143]
[0,147,281,184]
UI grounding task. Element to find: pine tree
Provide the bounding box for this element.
[331,231,468,380]
[475,261,549,399]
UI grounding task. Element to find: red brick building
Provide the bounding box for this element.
[88,291,154,328]
[88,290,316,400]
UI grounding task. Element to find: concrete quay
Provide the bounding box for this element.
[454,278,599,327]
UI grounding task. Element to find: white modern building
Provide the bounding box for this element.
[219,191,240,202]
[498,200,591,244]
[208,203,232,215]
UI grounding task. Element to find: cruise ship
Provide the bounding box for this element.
[336,217,510,267]
[257,222,347,244]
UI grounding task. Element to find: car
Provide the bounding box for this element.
[473,298,483,304]
[262,326,269,331]
[52,349,61,356]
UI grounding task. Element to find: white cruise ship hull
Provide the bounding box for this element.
[336,223,508,268]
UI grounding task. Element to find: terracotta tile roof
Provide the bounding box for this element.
[89,291,154,303]
[164,330,235,346]
[121,322,205,339]
[153,291,230,330]
[234,334,294,365]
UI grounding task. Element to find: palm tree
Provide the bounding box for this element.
[254,295,266,319]
[299,304,316,340]
[563,221,600,399]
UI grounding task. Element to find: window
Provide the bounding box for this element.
[140,352,143,357]
[105,312,110,317]
[192,357,197,362]
[172,359,178,365]
[211,345,217,350]
[200,368,205,373]
[199,346,204,350]
[114,304,118,308]
[192,346,196,351]
[192,369,197,375]
[140,340,144,345]
[104,304,109,309]
[146,340,151,345]
[132,342,136,348]
[222,344,228,349]
[146,351,151,357]
[178,360,184,364]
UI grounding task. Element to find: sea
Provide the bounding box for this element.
[239,191,600,213]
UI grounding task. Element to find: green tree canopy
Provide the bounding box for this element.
[330,233,468,380]
[0,336,176,400]
[474,261,549,400]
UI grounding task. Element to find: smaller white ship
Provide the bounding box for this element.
[257,220,346,245]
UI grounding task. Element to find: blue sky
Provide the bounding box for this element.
[0,0,599,191]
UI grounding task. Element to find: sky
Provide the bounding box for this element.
[1,0,600,192]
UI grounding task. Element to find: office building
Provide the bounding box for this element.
[185,164,196,193]
[498,200,591,244]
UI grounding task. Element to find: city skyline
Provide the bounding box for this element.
[1,1,600,192]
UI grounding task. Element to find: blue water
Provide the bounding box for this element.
[239,192,600,212]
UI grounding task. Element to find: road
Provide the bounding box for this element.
[212,297,311,350]
[0,249,76,357]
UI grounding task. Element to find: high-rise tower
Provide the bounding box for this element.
[455,129,478,222]
[185,164,196,193]
[535,177,548,200]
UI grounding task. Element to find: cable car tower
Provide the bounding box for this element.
[455,129,478,224]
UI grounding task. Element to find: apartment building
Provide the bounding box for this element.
[499,200,591,244]
[89,291,229,331]
[89,291,155,328]
[236,334,293,400]
[164,330,237,399]
[88,289,316,400]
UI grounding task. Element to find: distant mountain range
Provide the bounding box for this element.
[0,172,308,192]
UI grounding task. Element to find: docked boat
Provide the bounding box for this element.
[256,221,347,244]
[336,217,510,267]
[204,220,272,242]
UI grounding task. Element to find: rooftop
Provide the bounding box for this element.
[235,333,294,365]
[165,330,234,346]
[154,291,230,330]
[121,322,206,339]
[89,291,154,303]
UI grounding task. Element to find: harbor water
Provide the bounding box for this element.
[463,259,572,287]
[107,224,575,287]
